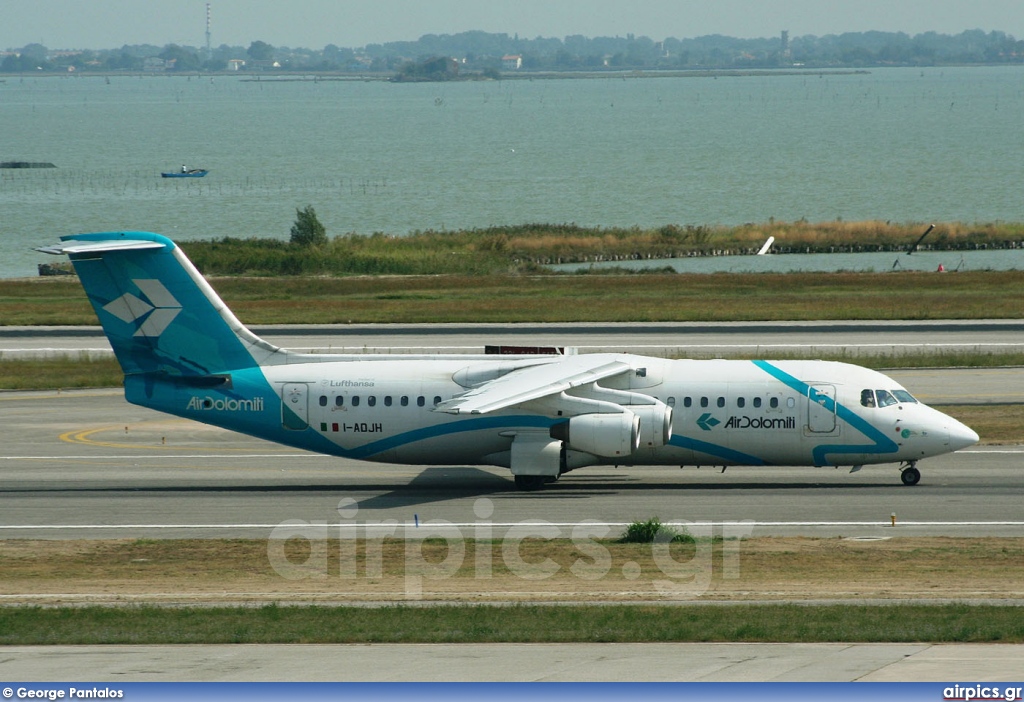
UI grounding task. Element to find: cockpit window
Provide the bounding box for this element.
[875,390,898,407]
[863,388,915,408]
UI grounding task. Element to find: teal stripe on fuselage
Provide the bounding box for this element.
[343,414,557,460]
[667,434,767,465]
[752,360,898,465]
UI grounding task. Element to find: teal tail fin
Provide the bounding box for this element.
[38,232,280,376]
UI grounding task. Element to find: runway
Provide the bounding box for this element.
[4,319,1024,360]
[4,642,1024,682]
[0,380,1021,540]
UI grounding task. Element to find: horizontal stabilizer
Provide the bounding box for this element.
[37,239,166,256]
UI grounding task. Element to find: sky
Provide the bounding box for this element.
[1,0,1021,51]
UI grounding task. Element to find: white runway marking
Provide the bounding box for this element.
[0,453,314,460]
[963,448,1024,453]
[2,521,1024,531]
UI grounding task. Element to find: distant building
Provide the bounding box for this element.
[143,57,173,72]
[227,59,245,71]
[247,59,280,71]
[502,54,522,70]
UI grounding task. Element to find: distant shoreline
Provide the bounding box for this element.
[0,67,887,81]
[17,63,1024,82]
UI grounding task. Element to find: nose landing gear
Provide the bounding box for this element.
[900,461,921,486]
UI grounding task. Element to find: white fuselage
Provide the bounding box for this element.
[242,354,976,470]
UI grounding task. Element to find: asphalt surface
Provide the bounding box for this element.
[4,642,1024,681]
[3,319,1024,359]
[0,377,1021,539]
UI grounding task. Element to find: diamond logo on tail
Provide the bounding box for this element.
[102,279,182,337]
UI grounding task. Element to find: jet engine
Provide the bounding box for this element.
[549,411,640,457]
[631,403,673,447]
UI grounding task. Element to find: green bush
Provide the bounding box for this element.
[619,517,690,543]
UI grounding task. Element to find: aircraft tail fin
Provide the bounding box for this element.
[38,232,283,377]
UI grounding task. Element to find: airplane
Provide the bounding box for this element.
[39,231,979,491]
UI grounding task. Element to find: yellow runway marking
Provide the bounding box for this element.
[58,423,290,453]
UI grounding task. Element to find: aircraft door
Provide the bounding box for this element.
[807,384,836,433]
[281,383,309,430]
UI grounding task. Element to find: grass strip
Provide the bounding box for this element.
[0,357,123,390]
[4,538,1022,606]
[2,603,1022,645]
[5,270,1024,324]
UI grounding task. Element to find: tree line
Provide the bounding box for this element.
[3,28,1022,75]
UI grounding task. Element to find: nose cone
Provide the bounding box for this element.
[948,419,980,451]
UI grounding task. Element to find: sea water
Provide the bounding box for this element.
[1,66,1022,278]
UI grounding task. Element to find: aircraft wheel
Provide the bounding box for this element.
[514,475,546,492]
[900,466,921,486]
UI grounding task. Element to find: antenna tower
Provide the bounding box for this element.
[205,3,212,60]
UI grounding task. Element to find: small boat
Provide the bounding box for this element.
[161,169,208,178]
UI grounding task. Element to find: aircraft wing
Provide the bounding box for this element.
[436,354,633,415]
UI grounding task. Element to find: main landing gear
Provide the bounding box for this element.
[514,475,547,491]
[900,461,921,486]
[513,474,562,491]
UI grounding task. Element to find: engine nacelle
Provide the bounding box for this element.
[550,411,640,458]
[632,403,673,448]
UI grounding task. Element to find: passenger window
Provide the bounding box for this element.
[787,397,795,408]
[319,395,327,407]
[683,397,692,408]
[737,397,745,408]
[892,390,917,404]
[352,396,360,407]
[717,397,725,408]
[368,396,376,407]
[667,397,676,408]
[769,397,779,409]
[861,389,876,407]
[417,396,425,407]
[384,396,392,407]
[401,396,409,407]
[876,390,898,408]
[335,396,344,407]
[753,397,762,408]
[700,397,709,408]
[433,396,442,407]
